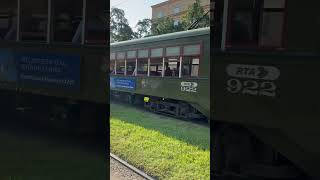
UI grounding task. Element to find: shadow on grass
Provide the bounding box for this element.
[110,103,210,150]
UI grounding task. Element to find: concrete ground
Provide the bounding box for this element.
[110,157,146,180]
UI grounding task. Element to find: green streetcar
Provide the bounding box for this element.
[213,0,320,179]
[0,0,107,133]
[110,27,210,120]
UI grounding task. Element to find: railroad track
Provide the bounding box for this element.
[110,153,155,180]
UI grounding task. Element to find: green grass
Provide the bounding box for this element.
[110,103,210,180]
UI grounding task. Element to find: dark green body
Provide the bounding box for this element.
[111,28,210,117]
[214,52,320,178]
[0,42,108,135]
[212,0,320,178]
[0,43,108,104]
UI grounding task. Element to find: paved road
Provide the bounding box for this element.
[110,157,146,180]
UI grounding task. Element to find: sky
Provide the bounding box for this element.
[110,0,167,30]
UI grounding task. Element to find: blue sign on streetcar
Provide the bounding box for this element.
[0,49,17,82]
[15,53,81,90]
[110,77,136,90]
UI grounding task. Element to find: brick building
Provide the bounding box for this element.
[151,0,210,26]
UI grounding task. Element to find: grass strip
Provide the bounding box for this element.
[110,103,210,180]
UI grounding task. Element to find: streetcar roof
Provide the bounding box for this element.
[111,27,210,48]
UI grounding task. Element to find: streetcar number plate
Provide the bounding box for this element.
[226,64,280,97]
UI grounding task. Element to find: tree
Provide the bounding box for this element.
[151,17,184,36]
[135,18,152,38]
[133,0,209,38]
[182,0,210,29]
[110,8,135,42]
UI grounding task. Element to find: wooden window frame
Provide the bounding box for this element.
[12,0,106,45]
[115,51,126,76]
[223,0,287,51]
[136,48,149,77]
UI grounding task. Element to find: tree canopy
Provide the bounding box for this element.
[110,7,135,42]
[135,18,152,38]
[110,0,210,42]
[182,0,210,29]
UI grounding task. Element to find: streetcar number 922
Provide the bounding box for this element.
[225,64,280,98]
[227,79,276,97]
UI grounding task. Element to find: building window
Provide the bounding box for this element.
[173,6,180,14]
[157,11,164,18]
[173,19,180,26]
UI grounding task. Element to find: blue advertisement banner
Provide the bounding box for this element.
[16,53,81,90]
[110,77,136,90]
[0,49,17,82]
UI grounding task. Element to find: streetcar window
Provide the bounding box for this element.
[85,0,107,45]
[264,0,286,8]
[0,0,17,41]
[166,46,180,57]
[110,53,116,74]
[259,0,285,47]
[110,52,116,60]
[149,58,163,77]
[226,0,286,49]
[213,0,223,48]
[191,58,199,77]
[151,48,163,57]
[116,52,125,75]
[110,60,115,75]
[126,59,136,76]
[137,49,149,76]
[127,50,136,59]
[182,57,199,77]
[52,0,83,43]
[138,49,149,58]
[20,0,48,42]
[183,44,201,56]
[228,0,259,46]
[164,58,179,77]
[126,50,137,76]
[149,48,163,77]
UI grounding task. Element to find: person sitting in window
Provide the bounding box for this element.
[173,68,179,76]
[165,65,172,76]
[182,67,188,76]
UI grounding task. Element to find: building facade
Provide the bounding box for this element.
[151,0,210,26]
